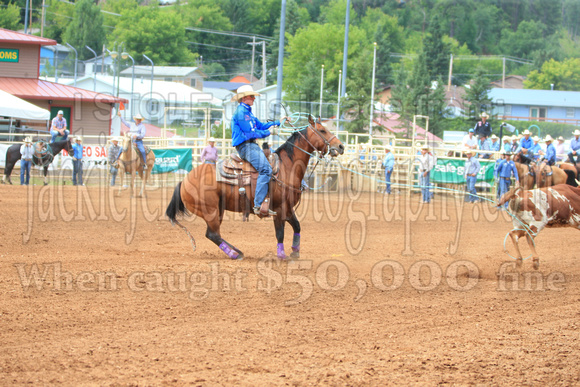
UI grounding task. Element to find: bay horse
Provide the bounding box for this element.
[2,138,73,185]
[117,133,155,197]
[530,161,577,188]
[166,115,345,260]
[512,153,535,190]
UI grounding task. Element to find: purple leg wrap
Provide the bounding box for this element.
[292,233,300,252]
[277,243,286,259]
[219,241,239,259]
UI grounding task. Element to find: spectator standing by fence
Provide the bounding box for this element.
[382,145,395,195]
[418,143,434,204]
[201,137,218,164]
[20,137,33,185]
[71,136,84,186]
[495,151,519,208]
[464,149,481,203]
[474,112,492,138]
[108,137,122,187]
[567,129,580,165]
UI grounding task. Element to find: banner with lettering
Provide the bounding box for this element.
[431,158,495,184]
[152,148,192,174]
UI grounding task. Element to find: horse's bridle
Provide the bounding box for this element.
[295,122,337,157]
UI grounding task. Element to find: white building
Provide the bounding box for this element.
[58,75,222,128]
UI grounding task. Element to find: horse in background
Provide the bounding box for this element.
[530,162,577,188]
[166,115,345,260]
[2,138,73,185]
[116,133,155,197]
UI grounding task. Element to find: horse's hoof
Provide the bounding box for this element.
[277,253,287,260]
[516,258,523,268]
[233,253,244,261]
[290,251,300,259]
[533,259,540,270]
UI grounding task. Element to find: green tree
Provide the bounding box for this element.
[318,0,357,25]
[423,14,450,81]
[63,0,106,60]
[43,0,75,42]
[563,0,580,39]
[284,22,367,101]
[524,58,580,91]
[359,8,405,86]
[112,6,197,65]
[464,66,491,121]
[101,0,140,30]
[522,0,562,36]
[343,49,373,135]
[0,2,21,30]
[498,20,547,59]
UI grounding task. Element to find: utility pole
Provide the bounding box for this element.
[249,36,256,83]
[341,0,351,97]
[447,54,453,91]
[275,0,287,120]
[41,0,46,37]
[261,41,266,88]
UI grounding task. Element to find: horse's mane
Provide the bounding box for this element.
[275,128,308,162]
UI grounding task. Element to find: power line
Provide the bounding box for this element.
[185,27,274,42]
[186,41,252,53]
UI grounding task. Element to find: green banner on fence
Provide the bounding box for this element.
[431,158,495,184]
[152,148,192,174]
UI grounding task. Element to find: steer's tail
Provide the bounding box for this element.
[166,182,186,223]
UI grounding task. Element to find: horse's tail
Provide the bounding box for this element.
[563,169,578,187]
[166,181,186,223]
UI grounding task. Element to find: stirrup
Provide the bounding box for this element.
[253,206,277,217]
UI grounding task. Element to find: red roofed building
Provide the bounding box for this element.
[0,28,126,139]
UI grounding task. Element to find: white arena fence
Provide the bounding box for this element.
[1,132,548,200]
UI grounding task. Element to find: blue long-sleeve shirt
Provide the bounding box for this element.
[383,152,395,171]
[544,143,556,164]
[569,137,580,152]
[495,159,519,180]
[72,143,83,159]
[520,136,533,149]
[464,156,481,178]
[231,103,280,147]
[529,143,542,159]
[120,117,146,140]
[491,140,501,152]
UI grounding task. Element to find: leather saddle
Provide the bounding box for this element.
[216,153,280,187]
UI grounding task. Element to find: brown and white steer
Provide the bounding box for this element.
[498,184,580,269]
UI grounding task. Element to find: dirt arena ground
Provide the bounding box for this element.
[0,183,579,385]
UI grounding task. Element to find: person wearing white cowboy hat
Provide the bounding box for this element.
[50,109,69,143]
[516,129,534,164]
[71,136,84,186]
[474,111,492,138]
[108,136,123,187]
[118,110,148,169]
[230,84,290,217]
[538,134,557,166]
[495,148,520,209]
[463,147,481,203]
[19,137,34,185]
[201,137,219,165]
[382,144,395,194]
[489,134,500,153]
[529,135,542,162]
[417,143,434,204]
[568,129,580,165]
[555,135,566,162]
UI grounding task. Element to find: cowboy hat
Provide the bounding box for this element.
[491,134,498,139]
[532,136,540,142]
[573,129,580,136]
[232,85,261,102]
[464,148,474,154]
[384,144,392,151]
[57,110,64,115]
[522,129,531,135]
[480,112,489,118]
[208,137,216,142]
[134,114,144,121]
[24,136,32,143]
[420,143,429,150]
[503,136,510,142]
[111,136,120,142]
[558,136,565,141]
[544,135,554,142]
[75,136,83,142]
